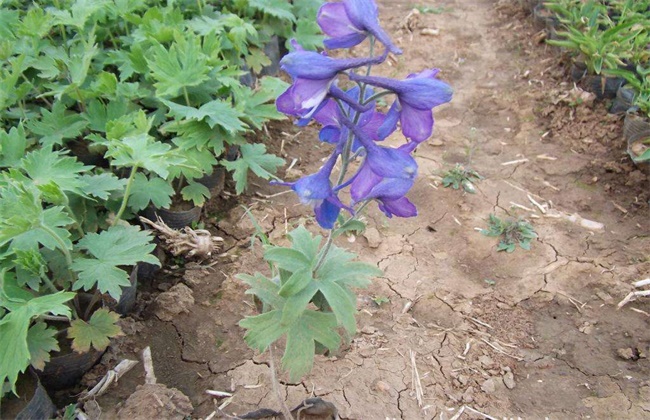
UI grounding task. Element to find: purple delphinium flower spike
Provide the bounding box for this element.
[349,69,453,143]
[318,0,402,55]
[276,51,386,119]
[273,152,349,229]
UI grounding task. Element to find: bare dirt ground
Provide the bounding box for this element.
[90,0,649,418]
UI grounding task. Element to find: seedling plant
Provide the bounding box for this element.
[481,214,537,253]
[441,164,482,193]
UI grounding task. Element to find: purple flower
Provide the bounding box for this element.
[318,0,402,54]
[349,69,453,143]
[311,86,388,149]
[276,51,386,119]
[274,152,348,229]
[349,153,418,218]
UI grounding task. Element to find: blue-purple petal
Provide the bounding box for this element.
[400,102,433,142]
[314,197,342,229]
[378,197,417,218]
[378,101,400,139]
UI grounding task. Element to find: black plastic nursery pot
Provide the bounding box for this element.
[38,347,105,391]
[196,166,226,196]
[1,370,57,420]
[111,265,139,316]
[581,75,625,100]
[609,85,635,114]
[143,203,202,229]
[623,113,650,174]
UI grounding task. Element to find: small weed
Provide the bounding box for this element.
[441,164,483,193]
[372,295,390,306]
[415,5,451,14]
[484,278,496,286]
[481,214,537,252]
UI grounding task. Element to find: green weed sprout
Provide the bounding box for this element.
[481,214,537,252]
[442,164,482,193]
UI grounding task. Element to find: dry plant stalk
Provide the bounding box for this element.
[140,216,223,259]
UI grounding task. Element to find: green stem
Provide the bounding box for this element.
[73,85,87,113]
[40,223,73,268]
[41,275,59,294]
[314,232,334,273]
[182,87,191,107]
[361,90,394,106]
[366,36,375,77]
[113,165,139,224]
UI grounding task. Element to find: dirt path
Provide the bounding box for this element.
[94,0,649,418]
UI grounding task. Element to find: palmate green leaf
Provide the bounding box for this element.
[161,99,247,134]
[20,148,91,194]
[221,143,284,194]
[71,225,159,300]
[263,248,311,272]
[79,173,126,200]
[245,48,272,74]
[49,0,110,30]
[239,308,340,382]
[180,181,210,207]
[292,20,324,51]
[278,268,312,297]
[238,272,283,309]
[67,33,99,87]
[147,35,210,97]
[128,173,174,211]
[282,310,340,381]
[240,79,289,130]
[0,181,73,252]
[0,55,30,111]
[105,133,184,178]
[67,308,123,353]
[249,0,296,21]
[165,120,222,153]
[287,226,321,262]
[0,124,29,168]
[86,99,130,132]
[26,101,89,148]
[0,290,74,394]
[27,322,59,370]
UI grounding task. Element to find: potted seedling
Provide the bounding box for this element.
[0,148,159,401]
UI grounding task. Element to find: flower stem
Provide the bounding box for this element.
[366,36,376,77]
[41,275,60,294]
[113,165,139,225]
[183,87,191,107]
[314,232,334,273]
[362,90,394,106]
[40,223,73,268]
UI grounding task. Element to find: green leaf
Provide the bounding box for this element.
[147,35,210,97]
[0,291,74,394]
[26,101,89,148]
[245,48,272,74]
[0,124,29,168]
[20,148,90,195]
[239,309,286,352]
[105,133,184,178]
[161,99,247,134]
[264,248,311,272]
[128,173,174,211]
[288,226,321,262]
[221,143,284,194]
[317,278,357,334]
[249,0,296,21]
[278,268,312,297]
[79,173,126,200]
[281,310,340,381]
[68,308,123,353]
[72,225,159,300]
[180,181,210,207]
[0,181,73,252]
[238,273,283,309]
[27,322,59,370]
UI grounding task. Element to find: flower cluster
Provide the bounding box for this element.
[275,0,452,229]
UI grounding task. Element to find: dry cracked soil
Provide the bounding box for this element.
[85,0,649,419]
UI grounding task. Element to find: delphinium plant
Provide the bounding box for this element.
[238,0,452,398]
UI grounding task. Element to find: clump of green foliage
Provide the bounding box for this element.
[441,164,482,193]
[481,214,537,252]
